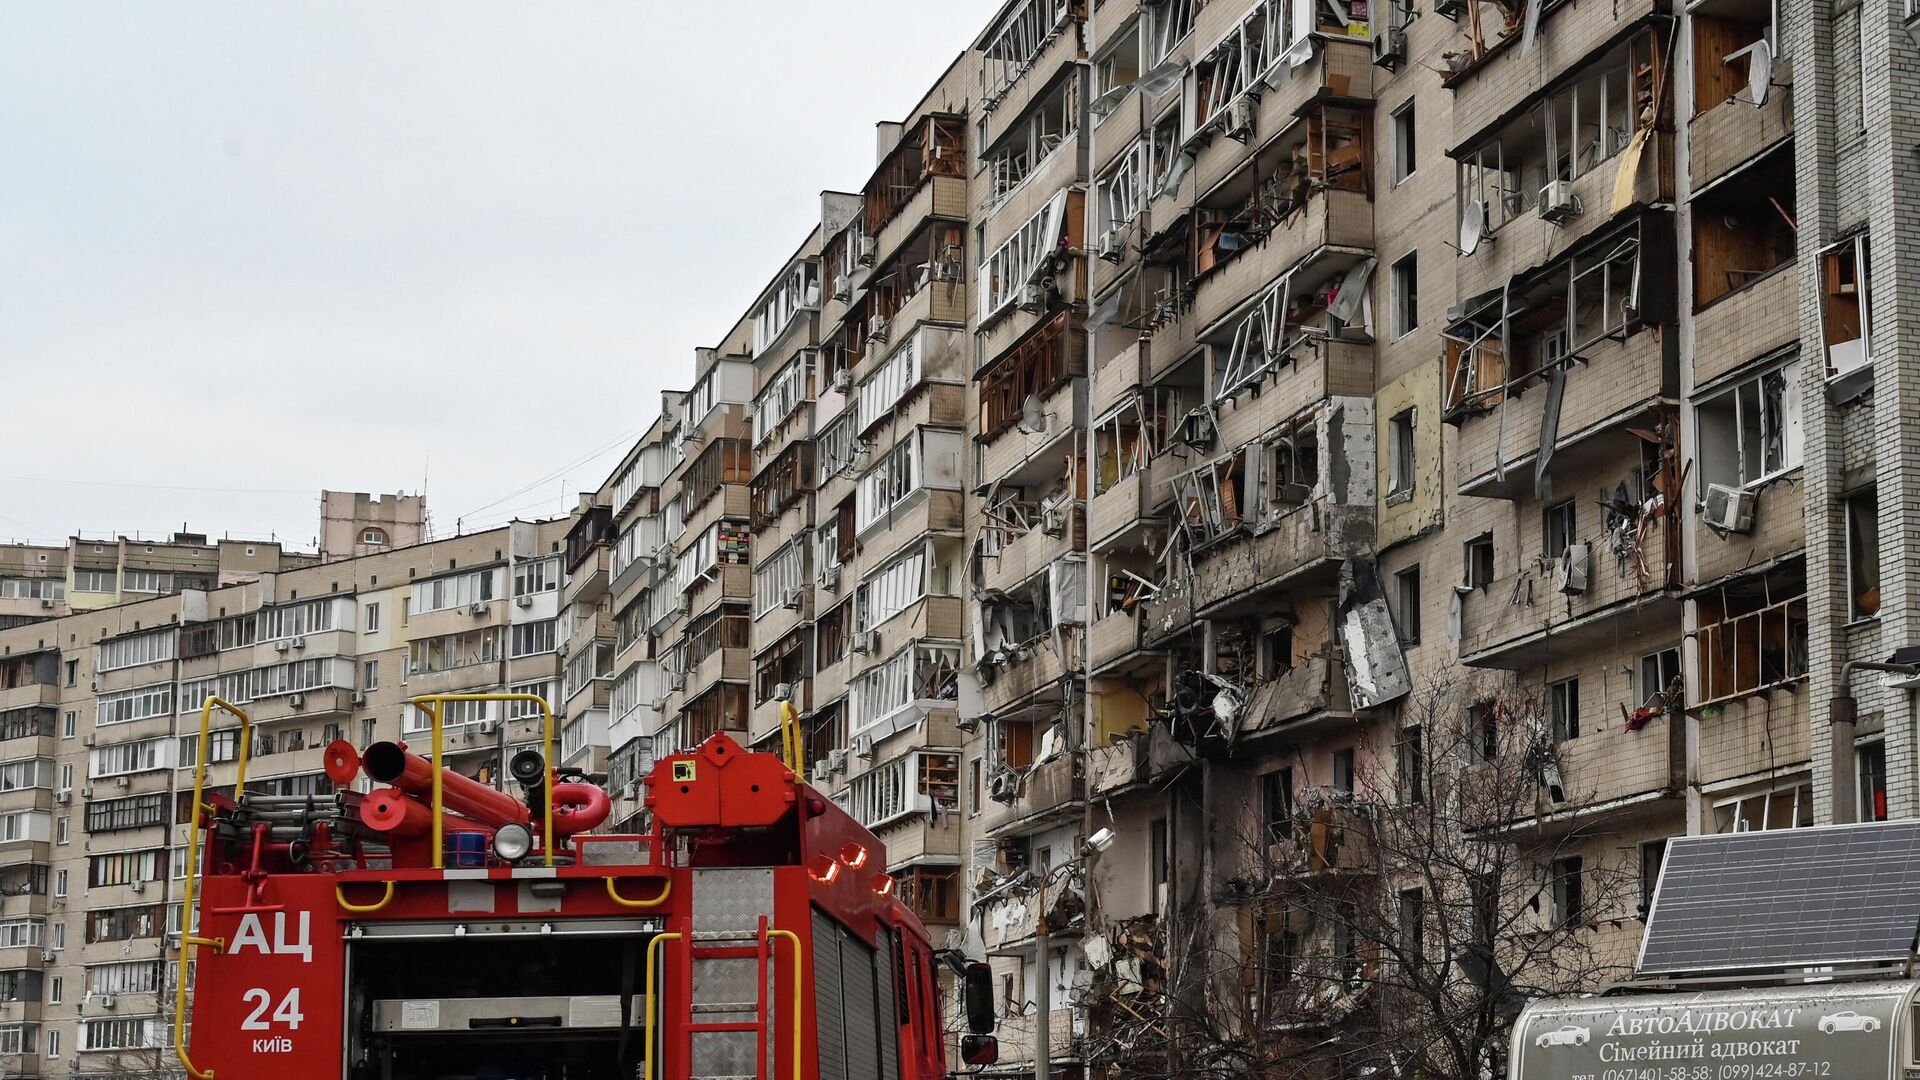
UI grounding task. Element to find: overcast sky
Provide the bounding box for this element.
[0,2,997,550]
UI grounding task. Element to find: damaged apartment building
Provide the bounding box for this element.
[579,0,1920,1076]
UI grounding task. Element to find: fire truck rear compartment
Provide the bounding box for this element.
[347,928,656,1080]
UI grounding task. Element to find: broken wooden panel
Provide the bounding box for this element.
[978,310,1089,439]
[680,437,753,517]
[863,113,967,236]
[748,441,818,531]
[1335,558,1411,709]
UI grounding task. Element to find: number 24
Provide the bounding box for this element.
[241,987,304,1031]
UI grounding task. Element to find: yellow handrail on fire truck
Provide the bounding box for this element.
[408,692,558,868]
[175,695,256,1080]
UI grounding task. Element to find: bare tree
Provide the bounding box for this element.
[1082,665,1639,1080]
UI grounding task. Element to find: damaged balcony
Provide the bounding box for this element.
[1443,0,1667,143]
[1451,24,1674,256]
[1688,0,1789,189]
[1690,141,1797,383]
[976,311,1088,489]
[1694,559,1808,711]
[983,741,1086,840]
[864,113,967,273]
[979,564,1086,715]
[1443,216,1678,499]
[1088,386,1183,552]
[981,500,1085,598]
[1088,605,1162,676]
[1137,398,1376,646]
[1456,509,1680,670]
[980,626,1082,717]
[861,222,969,348]
[977,187,1088,368]
[1185,35,1376,203]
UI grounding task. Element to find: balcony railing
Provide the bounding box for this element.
[1697,596,1808,707]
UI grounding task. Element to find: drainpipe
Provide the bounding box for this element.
[1827,658,1920,822]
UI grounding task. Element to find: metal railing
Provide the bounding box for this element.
[408,692,557,869]
[1696,597,1809,706]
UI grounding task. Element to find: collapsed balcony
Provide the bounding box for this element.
[1442,215,1678,499]
[977,562,1086,715]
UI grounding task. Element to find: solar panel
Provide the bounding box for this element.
[1638,821,1920,974]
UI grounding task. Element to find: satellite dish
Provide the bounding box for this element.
[1460,200,1489,256]
[1745,39,1774,106]
[1018,394,1045,434]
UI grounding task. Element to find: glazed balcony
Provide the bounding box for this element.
[404,661,502,701]
[864,112,967,266]
[248,686,355,724]
[1188,38,1376,200]
[562,544,610,609]
[1445,0,1665,141]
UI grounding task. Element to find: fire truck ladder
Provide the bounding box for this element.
[647,870,801,1080]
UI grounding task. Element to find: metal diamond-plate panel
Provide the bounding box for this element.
[693,868,774,934]
[691,1031,757,1079]
[691,957,758,1010]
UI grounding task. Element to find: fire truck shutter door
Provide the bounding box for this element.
[814,908,850,1080]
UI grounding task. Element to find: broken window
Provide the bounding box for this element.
[1332,747,1355,792]
[997,715,1037,770]
[979,311,1086,439]
[864,114,966,234]
[855,427,961,535]
[1858,741,1888,822]
[1638,646,1682,713]
[817,600,851,668]
[980,188,1078,320]
[1692,144,1796,308]
[753,630,809,707]
[1397,726,1425,805]
[1386,408,1416,501]
[816,414,860,485]
[1543,499,1576,559]
[981,73,1079,203]
[1549,856,1584,925]
[1092,388,1180,495]
[1692,1,1778,115]
[897,866,961,924]
[1144,0,1197,66]
[856,544,930,632]
[1696,570,1808,706]
[1696,358,1802,489]
[1187,2,1280,134]
[1847,488,1880,621]
[1213,273,1293,399]
[1393,565,1421,645]
[749,441,816,530]
[1391,251,1419,338]
[1712,780,1811,832]
[1147,110,1185,197]
[1443,317,1506,412]
[1096,141,1146,238]
[1550,677,1580,741]
[1469,700,1498,762]
[979,0,1077,107]
[1263,767,1295,840]
[1171,451,1247,545]
[1821,233,1873,376]
[851,642,961,735]
[1260,621,1295,678]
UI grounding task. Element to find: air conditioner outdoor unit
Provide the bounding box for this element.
[82,735,94,748]
[99,995,115,1010]
[291,636,306,650]
[1703,483,1757,534]
[39,951,53,964]
[165,932,182,950]
[274,640,291,653]
[989,771,1020,801]
[1373,27,1407,68]
[1097,229,1125,263]
[857,236,878,266]
[832,277,852,302]
[129,880,145,893]
[1226,95,1257,139]
[828,748,852,775]
[1556,542,1591,595]
[851,734,875,760]
[668,674,686,692]
[469,602,489,616]
[781,588,803,611]
[1041,509,1066,537]
[831,368,853,393]
[114,776,130,788]
[288,693,305,708]
[955,714,982,734]
[516,595,533,608]
[867,315,890,344]
[819,566,841,590]
[852,630,879,655]
[81,785,94,799]
[1538,180,1581,223]
[55,790,70,805]
[478,720,497,736]
[39,599,52,610]
[1019,281,1048,313]
[350,693,366,707]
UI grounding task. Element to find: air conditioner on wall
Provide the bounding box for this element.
[288,693,305,708]
[867,315,890,344]
[516,595,533,608]
[1097,230,1125,263]
[1019,282,1048,313]
[469,602,489,616]
[832,278,852,303]
[819,566,841,590]
[831,368,852,393]
[851,734,874,759]
[1703,483,1757,534]
[824,748,850,776]
[1226,96,1256,140]
[1538,180,1581,224]
[857,236,878,266]
[781,588,803,611]
[1556,542,1591,595]
[1373,27,1407,68]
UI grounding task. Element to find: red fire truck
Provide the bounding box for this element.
[173,694,996,1079]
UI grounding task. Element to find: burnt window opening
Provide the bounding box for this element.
[1692,143,1796,309]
